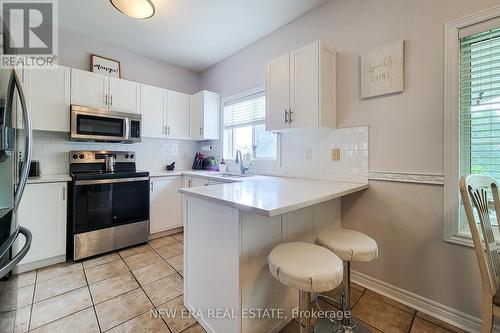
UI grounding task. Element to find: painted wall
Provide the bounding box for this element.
[59,30,200,94]
[199,0,500,319]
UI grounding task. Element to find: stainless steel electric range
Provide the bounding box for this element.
[68,151,149,261]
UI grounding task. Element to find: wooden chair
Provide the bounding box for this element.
[460,175,500,332]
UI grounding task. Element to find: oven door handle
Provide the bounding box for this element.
[74,176,149,186]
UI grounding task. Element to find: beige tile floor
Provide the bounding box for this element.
[0,233,466,333]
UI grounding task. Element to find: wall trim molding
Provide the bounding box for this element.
[352,270,498,333]
[368,171,444,185]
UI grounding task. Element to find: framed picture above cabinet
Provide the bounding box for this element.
[91,54,121,78]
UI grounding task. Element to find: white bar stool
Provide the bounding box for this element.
[268,242,344,333]
[317,228,378,332]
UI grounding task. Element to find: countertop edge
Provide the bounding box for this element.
[27,174,72,184]
[179,183,368,217]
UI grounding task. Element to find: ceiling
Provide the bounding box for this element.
[59,0,328,72]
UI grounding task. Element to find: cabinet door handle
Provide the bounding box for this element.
[167,126,170,135]
[105,94,108,106]
[150,181,154,192]
[62,187,66,201]
[284,109,288,123]
[200,127,203,136]
[110,95,113,107]
[289,109,293,123]
[188,180,192,188]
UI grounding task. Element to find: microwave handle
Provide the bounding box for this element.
[124,118,130,141]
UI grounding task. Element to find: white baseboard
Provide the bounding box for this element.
[149,226,183,240]
[13,255,66,274]
[351,270,500,333]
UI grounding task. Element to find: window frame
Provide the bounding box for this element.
[444,6,500,247]
[221,86,281,163]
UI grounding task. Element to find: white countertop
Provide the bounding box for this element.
[27,171,367,217]
[149,170,244,182]
[27,174,72,184]
[178,174,368,217]
[148,170,185,177]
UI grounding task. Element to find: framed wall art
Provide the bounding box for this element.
[90,54,121,78]
[360,40,404,98]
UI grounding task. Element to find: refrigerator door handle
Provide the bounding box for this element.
[8,69,32,210]
[0,226,31,279]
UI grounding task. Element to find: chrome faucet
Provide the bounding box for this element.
[235,149,250,174]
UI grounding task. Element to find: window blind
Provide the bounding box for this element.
[224,92,265,129]
[460,27,500,181]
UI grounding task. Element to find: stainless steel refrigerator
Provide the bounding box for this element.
[0,68,33,279]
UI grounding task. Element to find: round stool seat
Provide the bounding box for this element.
[317,228,378,262]
[268,242,343,293]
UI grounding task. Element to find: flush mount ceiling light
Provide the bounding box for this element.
[110,0,155,19]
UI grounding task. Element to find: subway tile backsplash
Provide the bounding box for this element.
[31,131,198,175]
[31,126,367,184]
[223,126,369,184]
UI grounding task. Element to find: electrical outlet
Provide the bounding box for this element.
[305,148,312,160]
[331,148,341,161]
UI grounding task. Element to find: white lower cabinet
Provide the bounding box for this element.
[14,182,67,269]
[150,176,182,234]
[189,176,210,187]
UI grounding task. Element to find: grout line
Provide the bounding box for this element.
[102,308,155,333]
[35,262,84,284]
[28,306,96,332]
[81,253,122,271]
[146,239,186,331]
[82,264,103,333]
[408,312,417,333]
[180,321,200,332]
[118,245,173,331]
[27,270,37,331]
[82,270,102,332]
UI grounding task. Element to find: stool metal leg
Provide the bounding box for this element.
[341,261,354,328]
[338,261,372,333]
[299,291,313,333]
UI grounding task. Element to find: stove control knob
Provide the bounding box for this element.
[125,154,129,159]
[72,154,78,159]
[79,154,85,159]
[130,154,134,159]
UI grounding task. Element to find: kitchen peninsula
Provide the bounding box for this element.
[179,176,367,333]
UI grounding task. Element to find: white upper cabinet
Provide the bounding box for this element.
[23,65,71,132]
[190,90,220,141]
[266,53,290,131]
[71,68,109,109]
[166,90,190,140]
[109,77,141,113]
[140,84,167,138]
[266,40,336,131]
[71,69,140,113]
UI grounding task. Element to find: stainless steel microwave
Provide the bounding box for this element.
[70,105,141,143]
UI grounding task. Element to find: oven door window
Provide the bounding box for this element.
[77,115,124,137]
[73,180,149,234]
